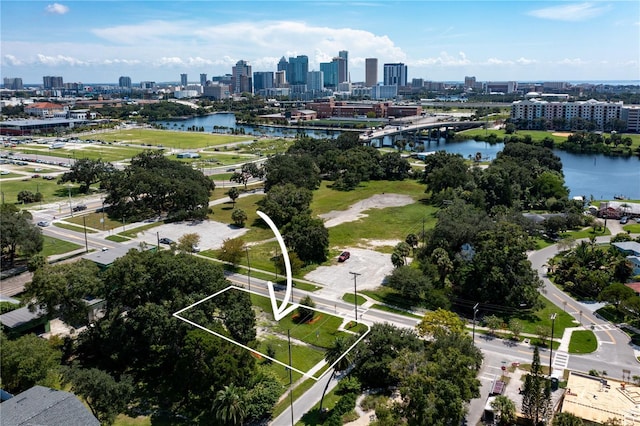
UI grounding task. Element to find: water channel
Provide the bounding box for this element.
[158,113,640,200]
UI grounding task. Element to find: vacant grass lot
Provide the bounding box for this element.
[0,178,81,206]
[41,236,82,257]
[78,128,252,149]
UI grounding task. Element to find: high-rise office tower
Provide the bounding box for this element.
[338,50,348,83]
[277,56,288,72]
[320,61,338,88]
[232,60,252,94]
[43,76,63,89]
[365,58,378,87]
[287,55,308,85]
[180,73,188,88]
[275,70,287,88]
[253,71,274,93]
[307,71,324,92]
[119,76,132,88]
[200,74,208,86]
[383,63,408,87]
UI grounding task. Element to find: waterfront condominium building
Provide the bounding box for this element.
[119,76,132,89]
[43,76,63,89]
[511,98,623,129]
[365,58,378,87]
[287,55,309,85]
[383,63,407,87]
[3,77,23,90]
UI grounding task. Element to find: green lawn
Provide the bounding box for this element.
[342,293,367,305]
[41,235,82,257]
[78,128,253,149]
[568,330,598,354]
[255,336,325,385]
[53,221,98,234]
[0,177,83,206]
[65,211,125,231]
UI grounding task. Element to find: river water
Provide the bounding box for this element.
[157,114,640,200]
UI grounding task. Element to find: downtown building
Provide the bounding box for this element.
[232,60,252,94]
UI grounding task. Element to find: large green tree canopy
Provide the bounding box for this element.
[0,204,43,267]
[103,151,214,221]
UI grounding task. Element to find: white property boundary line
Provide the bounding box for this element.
[173,285,370,381]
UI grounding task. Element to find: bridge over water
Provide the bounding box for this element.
[360,119,484,147]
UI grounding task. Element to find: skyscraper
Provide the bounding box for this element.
[3,77,23,90]
[287,55,308,85]
[119,76,132,88]
[232,60,252,94]
[365,58,378,87]
[320,61,338,88]
[43,76,63,89]
[307,71,324,92]
[253,71,274,93]
[200,73,208,86]
[338,50,348,83]
[383,63,407,87]
[180,73,188,88]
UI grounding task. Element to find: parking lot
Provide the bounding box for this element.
[134,220,249,251]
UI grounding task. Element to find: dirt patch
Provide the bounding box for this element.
[552,132,572,137]
[319,194,413,228]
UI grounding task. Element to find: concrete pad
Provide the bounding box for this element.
[135,219,249,251]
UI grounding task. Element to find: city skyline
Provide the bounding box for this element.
[1,1,639,85]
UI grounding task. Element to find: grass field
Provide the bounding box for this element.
[41,235,82,257]
[0,178,82,207]
[568,330,598,354]
[78,128,253,149]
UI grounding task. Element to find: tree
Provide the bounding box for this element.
[431,247,453,287]
[24,260,102,326]
[262,153,321,191]
[521,346,551,426]
[296,295,316,323]
[422,151,469,194]
[393,241,411,266]
[218,237,246,266]
[213,383,246,426]
[177,232,200,254]
[227,186,240,207]
[256,183,312,228]
[230,162,263,190]
[508,318,524,340]
[17,190,42,204]
[405,233,419,254]
[416,308,466,337]
[319,335,356,412]
[61,365,134,425]
[282,214,329,264]
[484,315,503,335]
[0,333,61,394]
[599,283,635,310]
[0,204,43,267]
[491,395,517,426]
[103,151,214,221]
[385,265,434,302]
[231,208,248,227]
[380,151,411,180]
[553,412,584,426]
[58,158,114,193]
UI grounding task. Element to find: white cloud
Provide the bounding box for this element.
[556,58,589,66]
[2,54,24,66]
[37,54,86,66]
[412,51,471,67]
[527,2,610,22]
[516,57,538,65]
[45,3,69,15]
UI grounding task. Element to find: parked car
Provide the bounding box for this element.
[191,245,201,253]
[159,237,174,245]
[72,204,87,212]
[338,251,351,262]
[620,216,629,224]
[43,176,55,180]
[37,221,50,227]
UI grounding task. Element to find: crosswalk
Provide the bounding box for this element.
[591,323,616,332]
[552,351,570,371]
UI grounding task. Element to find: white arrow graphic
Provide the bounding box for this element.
[256,210,298,321]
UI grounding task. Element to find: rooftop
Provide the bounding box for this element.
[561,371,640,424]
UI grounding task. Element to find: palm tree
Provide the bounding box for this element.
[212,383,246,426]
[319,336,355,412]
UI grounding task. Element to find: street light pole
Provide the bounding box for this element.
[245,246,251,291]
[349,272,361,322]
[549,313,557,376]
[472,303,479,341]
[67,184,73,217]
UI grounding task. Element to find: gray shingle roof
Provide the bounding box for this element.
[0,385,100,426]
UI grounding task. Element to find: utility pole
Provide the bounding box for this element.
[245,246,251,291]
[472,303,479,341]
[349,272,361,322]
[549,313,557,376]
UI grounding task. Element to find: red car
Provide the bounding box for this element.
[338,251,350,262]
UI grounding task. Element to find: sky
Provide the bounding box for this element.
[1,1,639,85]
